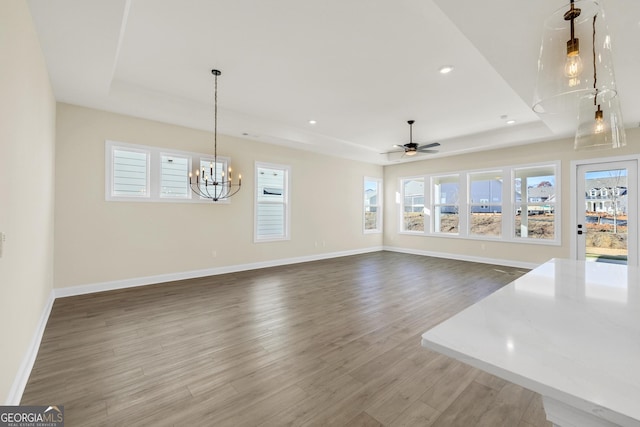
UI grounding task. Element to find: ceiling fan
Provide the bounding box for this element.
[384,120,440,156]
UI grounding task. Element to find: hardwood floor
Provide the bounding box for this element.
[22,252,551,426]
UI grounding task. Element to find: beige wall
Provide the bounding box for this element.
[0,1,56,403]
[383,129,640,266]
[54,104,383,288]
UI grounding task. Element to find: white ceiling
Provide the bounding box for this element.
[27,0,640,165]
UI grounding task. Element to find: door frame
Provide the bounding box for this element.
[570,154,640,266]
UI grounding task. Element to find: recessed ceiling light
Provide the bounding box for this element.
[506,119,516,125]
[439,65,454,74]
[308,120,317,125]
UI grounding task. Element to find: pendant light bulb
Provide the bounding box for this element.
[594,105,604,134]
[574,89,626,150]
[564,48,583,79]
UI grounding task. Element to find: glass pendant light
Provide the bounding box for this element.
[574,89,626,150]
[532,0,617,115]
[572,4,626,150]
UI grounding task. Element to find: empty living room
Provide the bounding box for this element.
[2,1,639,426]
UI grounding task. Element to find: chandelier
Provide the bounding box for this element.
[189,69,241,201]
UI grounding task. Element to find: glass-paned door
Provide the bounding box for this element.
[576,160,637,265]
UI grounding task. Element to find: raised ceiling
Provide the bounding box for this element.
[27,0,640,164]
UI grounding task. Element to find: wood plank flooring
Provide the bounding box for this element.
[22,252,551,426]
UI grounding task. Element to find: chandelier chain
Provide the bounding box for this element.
[214,70,218,175]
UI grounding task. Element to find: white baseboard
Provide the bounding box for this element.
[54,246,384,299]
[54,246,539,300]
[5,290,55,405]
[382,245,540,270]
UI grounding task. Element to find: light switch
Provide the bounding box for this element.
[0,232,5,258]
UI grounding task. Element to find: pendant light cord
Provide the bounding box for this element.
[592,14,598,106]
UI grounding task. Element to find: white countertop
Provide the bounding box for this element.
[421,258,640,426]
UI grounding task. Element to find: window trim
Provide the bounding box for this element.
[254,161,291,243]
[364,176,383,234]
[399,175,426,234]
[105,140,232,203]
[467,170,505,239]
[432,173,461,236]
[159,152,191,199]
[398,161,561,245]
[512,163,559,243]
[107,144,151,199]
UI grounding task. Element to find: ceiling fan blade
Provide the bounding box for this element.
[420,142,440,149]
[380,149,405,155]
[392,144,405,149]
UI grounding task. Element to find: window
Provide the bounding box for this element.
[398,162,559,245]
[469,171,503,237]
[364,177,382,233]
[105,140,232,203]
[160,154,189,198]
[255,162,290,241]
[514,165,557,240]
[401,177,425,232]
[432,175,459,234]
[111,147,150,198]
